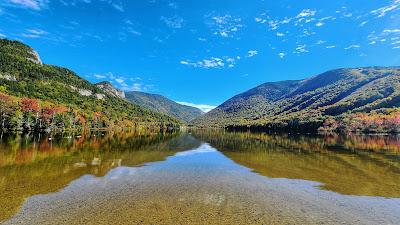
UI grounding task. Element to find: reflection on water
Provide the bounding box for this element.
[193,130,400,197]
[0,130,400,224]
[0,131,201,222]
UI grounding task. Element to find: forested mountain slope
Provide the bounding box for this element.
[193,67,400,133]
[0,39,180,132]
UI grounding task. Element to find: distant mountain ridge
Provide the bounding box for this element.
[126,91,204,123]
[193,67,400,132]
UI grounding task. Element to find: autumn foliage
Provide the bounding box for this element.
[319,109,400,134]
[0,92,138,132]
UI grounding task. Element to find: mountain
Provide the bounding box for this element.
[0,39,180,132]
[125,91,204,123]
[193,67,400,133]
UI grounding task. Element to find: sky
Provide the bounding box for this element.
[0,0,399,112]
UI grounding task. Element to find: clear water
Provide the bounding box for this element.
[0,131,399,224]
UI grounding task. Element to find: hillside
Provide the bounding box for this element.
[193,67,400,133]
[0,39,180,132]
[126,91,203,123]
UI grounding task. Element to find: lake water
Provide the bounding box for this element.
[0,130,399,224]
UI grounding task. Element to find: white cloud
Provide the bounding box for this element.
[176,101,216,112]
[276,32,285,37]
[7,0,48,10]
[278,53,285,59]
[21,28,48,38]
[371,0,400,18]
[268,20,279,30]
[319,16,334,21]
[161,15,184,29]
[168,2,178,9]
[344,44,360,50]
[383,29,400,34]
[296,9,317,18]
[247,50,258,57]
[326,45,336,49]
[91,72,150,92]
[359,21,368,27]
[315,22,324,27]
[93,74,106,79]
[187,57,224,68]
[132,83,142,91]
[281,17,292,24]
[254,17,263,23]
[175,144,216,157]
[181,55,239,69]
[126,27,142,36]
[112,3,124,12]
[392,40,400,45]
[293,44,308,54]
[343,13,352,18]
[115,78,125,84]
[209,14,242,38]
[0,33,6,38]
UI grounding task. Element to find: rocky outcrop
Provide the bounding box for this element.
[27,49,43,65]
[0,73,17,81]
[96,81,125,99]
[78,89,92,96]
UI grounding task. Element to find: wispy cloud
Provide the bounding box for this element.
[21,28,48,38]
[344,44,360,50]
[93,74,107,79]
[112,3,124,12]
[161,15,184,29]
[359,21,368,27]
[208,14,242,38]
[276,32,285,37]
[176,101,216,112]
[180,57,225,69]
[296,9,317,18]
[383,29,400,34]
[293,44,308,54]
[7,0,48,10]
[168,2,178,9]
[247,50,258,57]
[371,0,400,18]
[91,72,154,92]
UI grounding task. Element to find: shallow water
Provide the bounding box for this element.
[0,131,399,224]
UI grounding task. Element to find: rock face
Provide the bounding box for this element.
[0,73,17,81]
[95,81,125,99]
[27,49,43,65]
[78,89,92,97]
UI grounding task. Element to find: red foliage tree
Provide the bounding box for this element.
[21,98,40,113]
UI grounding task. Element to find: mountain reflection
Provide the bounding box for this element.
[0,131,201,222]
[192,130,400,197]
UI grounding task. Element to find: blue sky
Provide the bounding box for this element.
[0,0,399,111]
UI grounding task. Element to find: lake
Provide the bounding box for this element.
[0,130,399,224]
